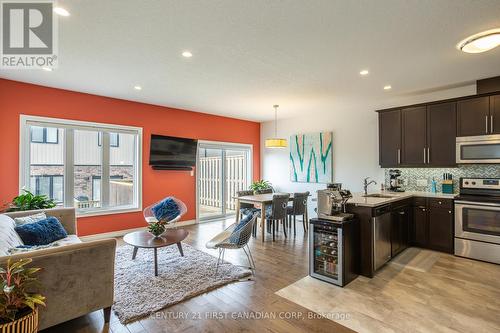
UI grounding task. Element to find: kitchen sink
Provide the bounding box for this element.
[362,194,395,199]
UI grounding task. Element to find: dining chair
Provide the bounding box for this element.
[266,194,290,241]
[286,192,310,236]
[236,190,259,219]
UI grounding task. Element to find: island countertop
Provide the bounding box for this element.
[347,191,457,207]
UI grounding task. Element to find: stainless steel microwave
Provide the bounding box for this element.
[456,134,500,164]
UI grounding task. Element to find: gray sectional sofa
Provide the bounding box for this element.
[0,208,116,330]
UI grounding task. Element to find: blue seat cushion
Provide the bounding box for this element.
[240,207,259,215]
[14,216,68,246]
[152,197,181,222]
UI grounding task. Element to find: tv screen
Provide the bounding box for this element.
[149,135,198,169]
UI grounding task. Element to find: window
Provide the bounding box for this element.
[20,116,142,216]
[98,132,119,147]
[30,175,64,203]
[30,126,59,144]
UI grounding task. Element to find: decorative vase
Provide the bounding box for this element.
[0,307,39,333]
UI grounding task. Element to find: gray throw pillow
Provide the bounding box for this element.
[14,212,47,225]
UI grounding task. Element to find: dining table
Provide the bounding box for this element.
[234,192,307,242]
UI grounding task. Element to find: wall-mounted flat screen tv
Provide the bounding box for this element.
[149,134,198,170]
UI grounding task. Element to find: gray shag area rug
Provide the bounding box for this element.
[113,243,251,324]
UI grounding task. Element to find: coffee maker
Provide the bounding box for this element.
[389,169,404,192]
[317,183,354,222]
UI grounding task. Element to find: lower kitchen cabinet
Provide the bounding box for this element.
[391,204,410,257]
[411,197,454,254]
[428,207,454,253]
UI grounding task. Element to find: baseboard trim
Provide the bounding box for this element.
[80,219,197,241]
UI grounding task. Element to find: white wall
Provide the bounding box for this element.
[261,84,476,214]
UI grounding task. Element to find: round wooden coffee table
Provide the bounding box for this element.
[123,229,189,276]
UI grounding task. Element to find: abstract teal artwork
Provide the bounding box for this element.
[290,132,333,183]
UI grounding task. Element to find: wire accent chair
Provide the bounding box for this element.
[143,197,188,228]
[206,213,258,276]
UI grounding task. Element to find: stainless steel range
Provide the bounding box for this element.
[455,177,500,264]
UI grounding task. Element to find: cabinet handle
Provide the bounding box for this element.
[427,147,430,164]
[448,210,452,214]
[422,208,426,212]
[399,211,405,215]
[486,116,489,134]
[423,148,426,164]
[397,148,401,164]
[438,201,442,205]
[492,115,494,133]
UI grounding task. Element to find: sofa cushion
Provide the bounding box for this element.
[0,215,24,256]
[15,216,68,246]
[14,212,47,225]
[7,235,82,255]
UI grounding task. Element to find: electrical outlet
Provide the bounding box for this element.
[416,179,428,187]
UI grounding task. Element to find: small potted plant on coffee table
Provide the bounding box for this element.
[0,258,46,333]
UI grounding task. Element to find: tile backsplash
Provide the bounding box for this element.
[384,165,500,193]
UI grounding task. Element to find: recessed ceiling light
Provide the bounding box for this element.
[134,85,142,91]
[182,51,193,58]
[42,67,52,72]
[383,85,392,90]
[53,7,70,16]
[359,69,369,76]
[457,28,500,53]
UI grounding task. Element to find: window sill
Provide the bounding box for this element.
[75,205,142,218]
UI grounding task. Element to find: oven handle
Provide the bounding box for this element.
[455,200,500,208]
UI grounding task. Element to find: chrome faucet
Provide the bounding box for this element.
[364,177,377,195]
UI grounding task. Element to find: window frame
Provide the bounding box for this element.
[30,126,59,144]
[98,132,119,147]
[20,115,143,217]
[30,174,64,203]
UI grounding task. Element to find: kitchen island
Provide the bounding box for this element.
[346,191,456,277]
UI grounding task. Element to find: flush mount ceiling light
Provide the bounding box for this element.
[182,51,193,58]
[457,29,500,53]
[53,7,70,16]
[383,85,392,90]
[134,85,142,91]
[265,105,287,149]
[359,69,369,76]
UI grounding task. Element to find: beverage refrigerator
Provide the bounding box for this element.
[309,218,359,287]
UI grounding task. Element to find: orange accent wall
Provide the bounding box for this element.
[0,79,260,236]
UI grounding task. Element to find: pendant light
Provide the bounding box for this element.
[265,104,287,148]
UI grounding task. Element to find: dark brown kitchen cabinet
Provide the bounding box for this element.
[491,95,500,134]
[410,197,454,254]
[379,110,401,167]
[427,102,457,166]
[391,204,410,257]
[402,106,427,165]
[412,204,428,247]
[428,207,454,254]
[457,96,490,136]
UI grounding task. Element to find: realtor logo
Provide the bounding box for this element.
[1,1,58,69]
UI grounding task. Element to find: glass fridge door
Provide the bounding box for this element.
[309,223,343,285]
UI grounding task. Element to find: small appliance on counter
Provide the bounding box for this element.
[311,183,358,287]
[317,183,354,222]
[455,177,500,264]
[388,169,405,192]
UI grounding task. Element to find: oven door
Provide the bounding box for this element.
[455,201,500,244]
[456,135,500,164]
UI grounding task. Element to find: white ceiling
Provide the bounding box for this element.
[1,0,500,122]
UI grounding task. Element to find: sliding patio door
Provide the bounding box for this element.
[197,142,252,221]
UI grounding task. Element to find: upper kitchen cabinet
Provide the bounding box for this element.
[427,102,457,166]
[457,96,490,136]
[491,95,500,134]
[379,110,401,167]
[402,106,427,165]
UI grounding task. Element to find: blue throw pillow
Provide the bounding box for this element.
[152,197,181,222]
[233,213,254,233]
[15,216,68,246]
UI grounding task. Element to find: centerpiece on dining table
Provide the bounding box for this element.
[143,196,187,237]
